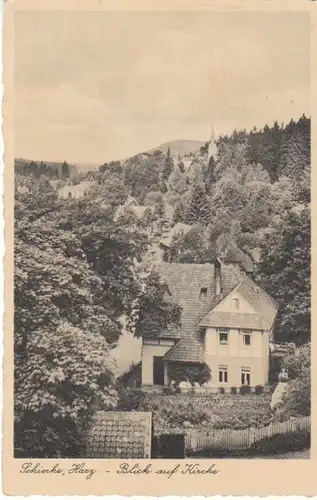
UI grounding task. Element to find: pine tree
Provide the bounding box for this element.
[153,195,165,220]
[185,182,211,225]
[279,116,310,181]
[162,147,174,181]
[61,161,70,180]
[203,156,217,193]
[173,202,186,224]
[178,159,185,173]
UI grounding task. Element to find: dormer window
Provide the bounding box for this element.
[200,287,208,298]
[232,298,239,310]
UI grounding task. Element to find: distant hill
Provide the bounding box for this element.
[74,162,100,172]
[148,139,205,156]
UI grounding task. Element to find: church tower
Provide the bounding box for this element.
[207,124,218,163]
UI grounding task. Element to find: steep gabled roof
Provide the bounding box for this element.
[154,263,243,362]
[163,336,204,362]
[83,411,152,458]
[236,277,278,331]
[223,245,254,273]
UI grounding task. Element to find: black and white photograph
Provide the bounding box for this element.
[12,8,311,463]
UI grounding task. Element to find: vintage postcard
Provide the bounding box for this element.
[2,0,316,496]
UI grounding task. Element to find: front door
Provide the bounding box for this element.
[153,356,165,385]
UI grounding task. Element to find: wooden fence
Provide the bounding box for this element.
[185,416,310,452]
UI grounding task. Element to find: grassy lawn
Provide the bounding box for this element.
[139,392,277,433]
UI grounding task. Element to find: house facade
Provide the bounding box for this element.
[141,245,278,389]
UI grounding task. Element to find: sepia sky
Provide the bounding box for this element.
[15,11,310,164]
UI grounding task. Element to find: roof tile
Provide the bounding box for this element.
[83,411,152,459]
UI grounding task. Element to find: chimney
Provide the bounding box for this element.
[214,258,222,296]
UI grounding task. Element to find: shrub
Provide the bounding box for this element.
[116,386,146,411]
[251,430,310,455]
[282,343,311,380]
[240,385,251,395]
[14,412,82,458]
[255,385,264,395]
[168,362,211,385]
[231,386,237,394]
[269,353,282,383]
[163,386,175,395]
[280,344,311,418]
[219,386,225,394]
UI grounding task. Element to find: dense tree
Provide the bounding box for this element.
[61,161,70,180]
[133,270,182,340]
[279,344,311,418]
[203,156,217,193]
[168,165,188,195]
[185,182,211,225]
[153,195,166,220]
[15,184,120,456]
[90,175,128,207]
[162,147,174,181]
[143,190,163,207]
[255,207,310,344]
[173,200,187,224]
[164,225,207,264]
[14,177,179,457]
[15,160,60,179]
[123,151,164,202]
[220,116,310,184]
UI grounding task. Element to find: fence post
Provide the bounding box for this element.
[248,426,255,448]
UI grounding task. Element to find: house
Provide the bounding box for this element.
[83,411,152,458]
[58,181,94,199]
[115,196,151,220]
[141,244,278,389]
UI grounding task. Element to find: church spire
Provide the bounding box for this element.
[207,123,218,163]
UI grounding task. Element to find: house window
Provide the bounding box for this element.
[217,328,229,345]
[232,298,239,310]
[200,287,208,298]
[219,365,228,383]
[241,329,252,346]
[241,367,251,386]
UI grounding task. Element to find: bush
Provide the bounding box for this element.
[14,412,82,458]
[163,386,175,395]
[255,385,264,395]
[219,386,225,394]
[251,430,310,455]
[142,390,274,432]
[282,344,310,380]
[240,385,251,395]
[116,386,146,411]
[168,362,211,385]
[280,344,311,418]
[231,386,237,394]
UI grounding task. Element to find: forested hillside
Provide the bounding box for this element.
[14,114,310,456]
